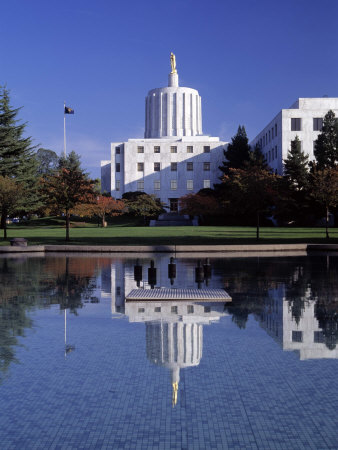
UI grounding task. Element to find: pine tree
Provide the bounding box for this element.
[0,86,40,227]
[314,110,338,169]
[219,125,251,175]
[246,143,270,171]
[284,136,309,190]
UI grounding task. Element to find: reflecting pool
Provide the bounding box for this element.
[0,253,338,449]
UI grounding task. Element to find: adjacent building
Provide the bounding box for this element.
[250,97,338,174]
[101,55,227,212]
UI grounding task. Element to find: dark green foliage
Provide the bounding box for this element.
[284,136,309,190]
[35,148,58,175]
[219,125,251,175]
[58,150,82,172]
[0,86,41,224]
[314,110,338,169]
[246,143,270,171]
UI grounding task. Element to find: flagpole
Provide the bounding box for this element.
[63,101,66,157]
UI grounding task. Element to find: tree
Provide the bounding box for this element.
[314,110,338,169]
[246,143,270,170]
[310,167,338,239]
[220,168,281,239]
[125,193,163,223]
[0,86,40,226]
[219,125,251,175]
[284,136,309,190]
[35,148,58,175]
[73,195,125,227]
[41,151,94,241]
[0,176,23,239]
[179,191,220,218]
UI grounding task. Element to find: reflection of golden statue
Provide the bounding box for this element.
[170,52,177,74]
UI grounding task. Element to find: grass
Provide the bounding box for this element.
[1,220,338,246]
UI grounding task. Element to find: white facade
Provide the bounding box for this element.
[101,60,227,210]
[250,98,338,174]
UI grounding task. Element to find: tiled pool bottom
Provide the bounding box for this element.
[1,302,337,450]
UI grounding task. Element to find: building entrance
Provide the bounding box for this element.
[169,198,178,212]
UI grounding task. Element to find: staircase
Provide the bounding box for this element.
[150,213,198,227]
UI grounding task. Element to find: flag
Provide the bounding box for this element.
[64,106,74,114]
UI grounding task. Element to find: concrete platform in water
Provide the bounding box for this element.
[126,288,231,302]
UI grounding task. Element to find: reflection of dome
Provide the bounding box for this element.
[146,321,202,405]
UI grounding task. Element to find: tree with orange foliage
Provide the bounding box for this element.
[41,151,94,241]
[73,194,125,227]
[179,191,220,219]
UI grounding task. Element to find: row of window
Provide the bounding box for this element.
[292,330,325,343]
[115,145,211,154]
[266,146,278,163]
[291,117,324,131]
[115,179,211,191]
[261,123,278,148]
[115,162,211,172]
[137,305,211,314]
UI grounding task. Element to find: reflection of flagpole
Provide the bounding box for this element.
[64,308,67,358]
[63,101,66,157]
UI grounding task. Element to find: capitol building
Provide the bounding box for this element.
[101,53,227,212]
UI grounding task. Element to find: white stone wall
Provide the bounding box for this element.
[250,98,338,174]
[109,137,226,205]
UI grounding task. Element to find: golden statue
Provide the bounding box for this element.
[170,52,177,74]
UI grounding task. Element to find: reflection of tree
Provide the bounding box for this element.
[285,265,311,325]
[0,256,110,380]
[315,301,338,350]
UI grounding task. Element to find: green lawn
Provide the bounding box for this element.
[1,224,338,246]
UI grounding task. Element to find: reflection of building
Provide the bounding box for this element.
[258,286,338,359]
[100,256,228,404]
[101,54,226,211]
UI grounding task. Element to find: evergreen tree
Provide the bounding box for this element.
[284,136,309,190]
[219,125,251,175]
[314,110,338,169]
[246,143,270,171]
[0,86,40,227]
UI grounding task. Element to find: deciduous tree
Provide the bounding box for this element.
[73,195,125,227]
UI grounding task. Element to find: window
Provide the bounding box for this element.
[116,163,120,172]
[269,130,271,142]
[137,162,144,171]
[275,146,277,159]
[187,162,193,171]
[116,287,121,296]
[171,306,178,314]
[314,331,324,343]
[187,305,194,314]
[138,307,145,313]
[137,181,144,190]
[263,136,265,147]
[116,180,120,191]
[154,162,160,171]
[115,146,120,154]
[154,180,160,190]
[154,307,161,312]
[171,162,177,171]
[292,331,303,343]
[187,146,193,153]
[275,123,277,136]
[171,180,177,190]
[204,306,211,313]
[203,162,210,171]
[154,146,160,153]
[272,127,274,139]
[170,146,177,153]
[313,118,323,131]
[203,180,211,189]
[137,146,144,153]
[291,118,302,131]
[203,146,210,153]
[187,180,193,190]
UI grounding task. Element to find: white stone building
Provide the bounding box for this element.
[101,56,227,212]
[250,97,338,174]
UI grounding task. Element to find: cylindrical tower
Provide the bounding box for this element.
[144,59,203,138]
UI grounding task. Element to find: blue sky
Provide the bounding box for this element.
[1,0,338,179]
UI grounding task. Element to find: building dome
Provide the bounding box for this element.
[144,55,203,138]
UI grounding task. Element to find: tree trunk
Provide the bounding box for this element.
[102,213,105,227]
[1,210,6,230]
[325,206,330,239]
[3,221,7,240]
[256,210,260,240]
[66,210,70,241]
